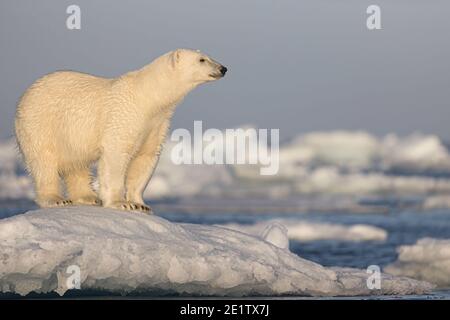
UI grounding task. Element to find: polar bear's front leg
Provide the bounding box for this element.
[98,150,132,210]
[98,147,151,213]
[125,120,169,213]
[125,151,160,213]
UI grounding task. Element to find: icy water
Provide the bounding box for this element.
[1,199,450,299]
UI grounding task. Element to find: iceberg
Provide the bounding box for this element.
[385,238,450,288]
[0,207,432,296]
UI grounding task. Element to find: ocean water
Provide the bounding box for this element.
[1,199,450,299]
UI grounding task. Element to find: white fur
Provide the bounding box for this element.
[15,49,225,212]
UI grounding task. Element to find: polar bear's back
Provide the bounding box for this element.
[17,70,112,116]
[15,71,113,166]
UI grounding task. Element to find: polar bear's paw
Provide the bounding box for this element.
[108,201,153,214]
[37,196,73,208]
[72,196,102,206]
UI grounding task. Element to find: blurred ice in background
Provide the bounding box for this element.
[3,130,450,212]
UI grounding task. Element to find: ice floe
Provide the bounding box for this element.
[385,238,450,288]
[0,207,432,296]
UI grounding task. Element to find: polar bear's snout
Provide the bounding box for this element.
[220,65,228,76]
[209,64,228,79]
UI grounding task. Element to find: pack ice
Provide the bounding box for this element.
[0,207,433,296]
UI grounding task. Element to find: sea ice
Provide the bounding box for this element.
[0,207,432,296]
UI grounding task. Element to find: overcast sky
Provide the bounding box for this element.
[1,0,449,140]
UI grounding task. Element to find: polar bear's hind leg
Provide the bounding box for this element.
[64,168,101,206]
[30,158,72,208]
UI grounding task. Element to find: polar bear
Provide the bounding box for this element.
[15,49,227,212]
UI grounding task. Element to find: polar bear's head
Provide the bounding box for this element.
[169,49,227,84]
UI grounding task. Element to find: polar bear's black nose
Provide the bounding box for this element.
[220,66,228,76]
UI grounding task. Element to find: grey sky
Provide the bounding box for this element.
[1,0,449,140]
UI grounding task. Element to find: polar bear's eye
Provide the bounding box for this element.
[199,58,205,63]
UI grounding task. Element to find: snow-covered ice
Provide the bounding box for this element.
[219,220,388,242]
[0,207,432,296]
[385,238,450,288]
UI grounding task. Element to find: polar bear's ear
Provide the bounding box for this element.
[170,49,181,68]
